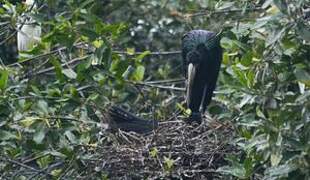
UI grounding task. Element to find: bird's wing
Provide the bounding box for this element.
[106,106,158,134]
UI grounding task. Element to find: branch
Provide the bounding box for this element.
[7,46,67,67]
[2,156,51,176]
[31,55,89,76]
[113,50,181,56]
[8,47,180,68]
[0,31,17,46]
[102,72,185,92]
[144,78,185,84]
[186,7,263,18]
[134,81,185,91]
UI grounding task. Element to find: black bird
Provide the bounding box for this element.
[106,106,158,134]
[182,30,222,123]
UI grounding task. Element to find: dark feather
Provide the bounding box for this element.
[182,30,222,117]
[106,106,158,134]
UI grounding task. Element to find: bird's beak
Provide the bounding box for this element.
[186,63,197,108]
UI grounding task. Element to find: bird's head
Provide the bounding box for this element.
[186,43,206,64]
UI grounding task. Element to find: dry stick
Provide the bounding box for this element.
[3,156,51,176]
[144,78,185,84]
[27,162,63,180]
[113,50,181,56]
[14,52,183,92]
[7,46,66,67]
[0,31,17,45]
[134,82,185,91]
[102,72,185,92]
[33,55,89,76]
[8,48,181,68]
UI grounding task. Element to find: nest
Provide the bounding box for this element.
[88,107,237,179]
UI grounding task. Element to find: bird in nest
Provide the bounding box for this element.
[182,30,222,124]
[106,30,222,133]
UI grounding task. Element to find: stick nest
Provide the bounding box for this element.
[90,110,236,179]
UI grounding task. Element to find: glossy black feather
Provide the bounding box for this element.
[182,30,222,117]
[106,106,158,134]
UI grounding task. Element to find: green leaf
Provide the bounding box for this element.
[63,69,77,79]
[232,65,247,87]
[149,147,158,158]
[262,0,273,9]
[92,39,103,48]
[126,48,135,55]
[0,69,9,90]
[241,52,253,67]
[222,52,229,65]
[65,131,78,143]
[91,40,109,65]
[135,51,150,62]
[294,68,310,87]
[256,107,266,119]
[33,128,46,144]
[20,117,40,127]
[273,0,288,14]
[51,58,63,81]
[270,151,282,166]
[217,2,235,10]
[217,165,246,179]
[164,156,174,171]
[31,85,41,95]
[132,65,145,81]
[297,22,310,41]
[44,150,67,158]
[0,130,18,140]
[37,100,49,115]
[122,65,134,79]
[265,164,297,177]
[36,155,52,169]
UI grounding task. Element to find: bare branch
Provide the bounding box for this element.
[187,7,263,18]
[113,50,181,56]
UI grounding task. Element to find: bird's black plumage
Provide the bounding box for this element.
[182,30,222,122]
[106,106,158,134]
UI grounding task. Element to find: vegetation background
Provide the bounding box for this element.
[0,0,309,179]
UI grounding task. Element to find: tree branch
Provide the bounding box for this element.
[113,50,181,56]
[186,7,264,18]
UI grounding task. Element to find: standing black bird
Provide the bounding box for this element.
[182,30,222,123]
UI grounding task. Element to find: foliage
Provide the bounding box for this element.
[0,0,309,179]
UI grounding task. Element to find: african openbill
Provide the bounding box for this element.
[182,30,222,123]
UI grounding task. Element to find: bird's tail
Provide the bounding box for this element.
[105,106,158,134]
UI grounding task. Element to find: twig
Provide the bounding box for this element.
[7,47,66,67]
[32,55,89,76]
[0,31,17,45]
[188,7,263,18]
[27,162,63,180]
[2,156,51,176]
[134,81,185,91]
[113,50,181,56]
[144,78,185,84]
